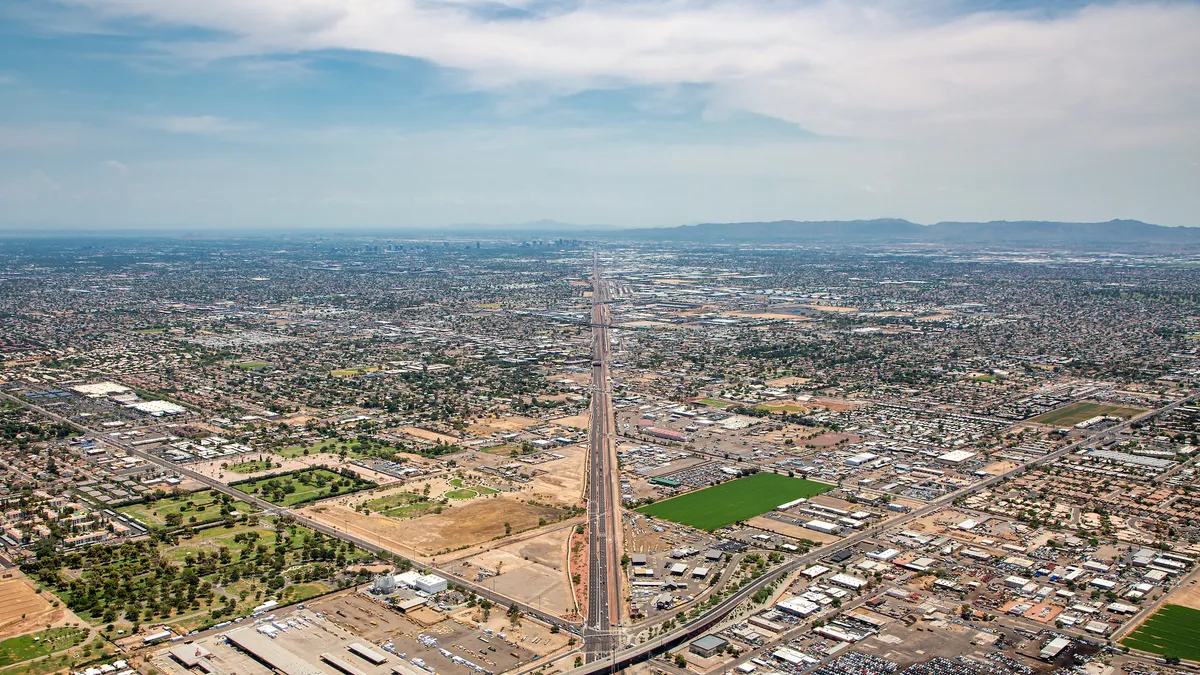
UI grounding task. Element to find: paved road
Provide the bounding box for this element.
[562,395,1196,675]
[584,255,624,662]
[0,391,582,635]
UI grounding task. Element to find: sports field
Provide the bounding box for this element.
[637,472,834,531]
[1030,401,1147,426]
[1121,604,1200,662]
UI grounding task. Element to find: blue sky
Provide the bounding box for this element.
[1,0,1198,230]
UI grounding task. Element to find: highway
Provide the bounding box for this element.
[0,390,582,635]
[583,254,624,662]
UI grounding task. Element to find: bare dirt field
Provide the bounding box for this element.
[457,526,576,618]
[399,427,463,445]
[766,377,812,387]
[468,415,540,436]
[981,460,1022,475]
[802,432,859,447]
[1165,581,1200,611]
[549,413,590,430]
[303,495,566,558]
[0,574,78,639]
[524,445,586,506]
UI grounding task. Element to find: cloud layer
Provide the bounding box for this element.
[64,0,1200,145]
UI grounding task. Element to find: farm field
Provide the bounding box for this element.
[0,628,89,668]
[637,472,834,531]
[232,467,376,506]
[118,490,248,528]
[1030,401,1147,426]
[1121,604,1200,662]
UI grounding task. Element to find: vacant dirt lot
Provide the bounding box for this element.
[458,526,576,618]
[1166,581,1200,611]
[468,415,540,436]
[550,413,590,430]
[303,495,565,559]
[0,574,76,639]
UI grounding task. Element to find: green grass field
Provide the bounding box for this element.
[696,398,731,408]
[637,472,834,531]
[276,439,358,458]
[0,628,89,668]
[163,523,279,563]
[1030,401,1148,426]
[233,361,271,370]
[234,468,375,506]
[1121,604,1200,662]
[118,490,249,527]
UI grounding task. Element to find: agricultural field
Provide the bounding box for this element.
[232,467,376,506]
[1121,604,1200,662]
[118,489,249,528]
[1030,401,1147,426]
[637,472,834,531]
[0,628,88,668]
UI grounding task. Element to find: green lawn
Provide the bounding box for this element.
[163,523,279,563]
[445,489,479,499]
[697,398,731,408]
[234,361,271,370]
[118,490,248,528]
[233,468,376,506]
[276,439,355,458]
[1030,401,1148,426]
[637,472,834,531]
[0,628,89,668]
[1121,604,1200,662]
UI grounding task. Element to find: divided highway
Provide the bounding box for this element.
[583,255,624,662]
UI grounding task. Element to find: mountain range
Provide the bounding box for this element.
[610,219,1200,248]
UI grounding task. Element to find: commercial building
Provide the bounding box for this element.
[415,574,447,594]
[689,635,729,658]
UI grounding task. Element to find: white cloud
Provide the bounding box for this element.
[61,0,1200,148]
[148,115,248,134]
[101,159,129,175]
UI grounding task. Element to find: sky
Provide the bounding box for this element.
[1,0,1198,231]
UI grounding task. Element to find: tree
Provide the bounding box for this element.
[674,654,688,668]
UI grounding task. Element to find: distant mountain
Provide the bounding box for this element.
[615,218,1200,247]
